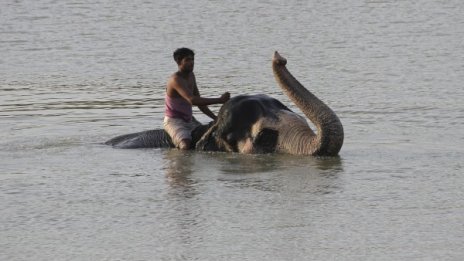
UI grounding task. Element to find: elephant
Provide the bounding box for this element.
[105,51,344,156]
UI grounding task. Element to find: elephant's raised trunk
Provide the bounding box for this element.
[272,51,344,156]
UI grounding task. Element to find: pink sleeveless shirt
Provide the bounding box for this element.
[164,95,192,122]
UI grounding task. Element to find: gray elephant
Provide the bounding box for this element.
[105,52,344,156]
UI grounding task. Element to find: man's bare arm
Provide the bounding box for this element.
[170,77,228,106]
[198,105,217,120]
[193,84,219,120]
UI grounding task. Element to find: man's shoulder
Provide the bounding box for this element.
[168,73,182,85]
[168,72,179,81]
[169,72,195,84]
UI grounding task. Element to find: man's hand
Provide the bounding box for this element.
[220,92,231,103]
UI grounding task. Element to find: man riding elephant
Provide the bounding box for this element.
[106,51,344,156]
[164,47,230,150]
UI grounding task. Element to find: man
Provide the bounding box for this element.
[164,48,230,150]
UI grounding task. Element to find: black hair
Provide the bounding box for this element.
[173,48,195,64]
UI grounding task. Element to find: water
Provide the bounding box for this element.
[1,0,464,260]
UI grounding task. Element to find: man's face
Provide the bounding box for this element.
[179,55,194,72]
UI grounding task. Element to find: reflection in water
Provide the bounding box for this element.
[196,152,345,195]
[162,149,204,250]
[161,149,345,254]
[211,152,344,175]
[162,149,344,197]
[312,156,343,171]
[163,149,197,197]
[216,153,285,174]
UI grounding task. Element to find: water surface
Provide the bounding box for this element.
[1,0,464,260]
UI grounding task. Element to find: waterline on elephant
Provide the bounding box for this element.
[105,51,344,156]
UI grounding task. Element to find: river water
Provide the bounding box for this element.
[1,0,464,260]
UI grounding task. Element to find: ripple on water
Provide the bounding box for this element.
[2,0,464,260]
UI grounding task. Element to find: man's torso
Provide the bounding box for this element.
[166,72,195,98]
[164,72,195,122]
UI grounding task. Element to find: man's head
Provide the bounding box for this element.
[173,48,195,72]
[173,48,195,64]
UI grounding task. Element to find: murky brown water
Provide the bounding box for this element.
[1,0,464,260]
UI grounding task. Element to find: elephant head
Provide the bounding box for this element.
[196,51,344,156]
